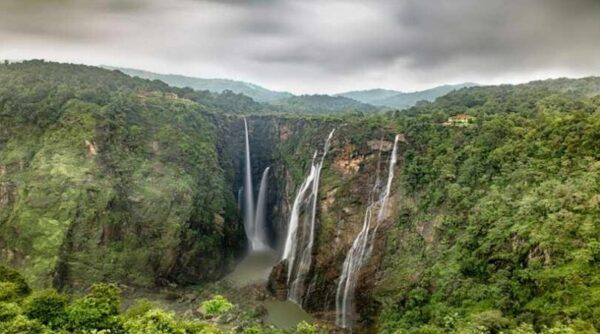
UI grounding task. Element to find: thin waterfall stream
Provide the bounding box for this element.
[282,129,335,305]
[254,166,271,248]
[242,118,269,251]
[335,134,400,330]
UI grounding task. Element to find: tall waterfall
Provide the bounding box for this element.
[282,129,335,305]
[242,118,270,251]
[335,134,400,330]
[254,166,271,249]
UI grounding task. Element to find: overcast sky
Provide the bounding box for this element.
[1,0,600,94]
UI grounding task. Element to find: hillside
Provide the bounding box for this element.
[269,94,379,114]
[0,61,599,334]
[0,60,250,288]
[338,83,477,109]
[108,67,293,103]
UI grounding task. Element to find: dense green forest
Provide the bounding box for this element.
[375,82,600,333]
[0,60,250,288]
[1,61,599,333]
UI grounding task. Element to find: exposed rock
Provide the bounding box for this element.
[267,260,288,300]
[416,218,439,246]
[333,156,363,175]
[213,213,225,234]
[85,140,97,156]
[0,181,15,207]
[279,124,292,141]
[367,139,393,151]
[254,304,268,317]
[333,143,363,176]
[150,140,160,153]
[322,188,338,213]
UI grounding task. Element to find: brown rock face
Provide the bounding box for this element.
[0,181,15,207]
[267,260,289,300]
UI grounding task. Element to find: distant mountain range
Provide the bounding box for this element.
[105,67,293,102]
[336,83,478,109]
[270,94,378,114]
[109,66,476,111]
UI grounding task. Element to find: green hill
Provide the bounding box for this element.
[338,83,477,109]
[107,67,293,103]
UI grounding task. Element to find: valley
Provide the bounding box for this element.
[0,60,599,333]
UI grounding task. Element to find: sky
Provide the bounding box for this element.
[1,0,600,94]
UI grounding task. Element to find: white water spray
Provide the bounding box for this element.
[282,129,335,304]
[335,134,400,330]
[254,166,271,249]
[243,118,256,250]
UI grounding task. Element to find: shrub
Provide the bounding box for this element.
[124,308,223,334]
[65,283,123,332]
[179,318,222,334]
[23,289,68,327]
[0,265,30,296]
[198,295,233,317]
[0,314,48,334]
[470,310,511,333]
[296,321,318,334]
[414,324,444,334]
[506,323,536,334]
[124,298,157,319]
[0,282,19,302]
[0,302,21,322]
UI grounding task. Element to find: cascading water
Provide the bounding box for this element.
[237,187,243,211]
[243,118,257,250]
[335,134,400,330]
[253,166,271,249]
[282,129,335,305]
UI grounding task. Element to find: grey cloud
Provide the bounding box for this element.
[1,0,599,93]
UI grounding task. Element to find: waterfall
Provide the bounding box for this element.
[242,118,270,251]
[243,118,258,250]
[254,166,271,250]
[335,134,400,330]
[237,187,243,211]
[282,129,335,305]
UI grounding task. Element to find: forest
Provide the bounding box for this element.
[0,61,599,333]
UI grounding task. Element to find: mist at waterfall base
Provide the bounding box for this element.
[336,134,401,331]
[282,129,336,305]
[242,118,270,251]
[238,125,399,329]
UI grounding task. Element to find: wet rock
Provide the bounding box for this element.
[0,181,15,207]
[254,304,267,317]
[267,260,288,300]
[367,139,393,151]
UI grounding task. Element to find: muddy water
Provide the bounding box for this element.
[264,300,313,328]
[225,250,314,328]
[225,250,278,287]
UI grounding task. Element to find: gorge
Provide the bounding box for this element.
[1,61,599,334]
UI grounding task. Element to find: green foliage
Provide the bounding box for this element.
[23,289,68,327]
[65,283,122,332]
[0,302,21,322]
[0,282,19,302]
[123,308,184,334]
[0,61,243,288]
[295,321,318,334]
[198,295,233,317]
[0,314,49,334]
[376,80,600,333]
[124,298,157,319]
[0,265,30,296]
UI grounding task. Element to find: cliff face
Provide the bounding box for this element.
[3,62,599,333]
[264,119,405,332]
[0,62,245,289]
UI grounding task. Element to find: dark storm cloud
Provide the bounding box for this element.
[1,0,599,93]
